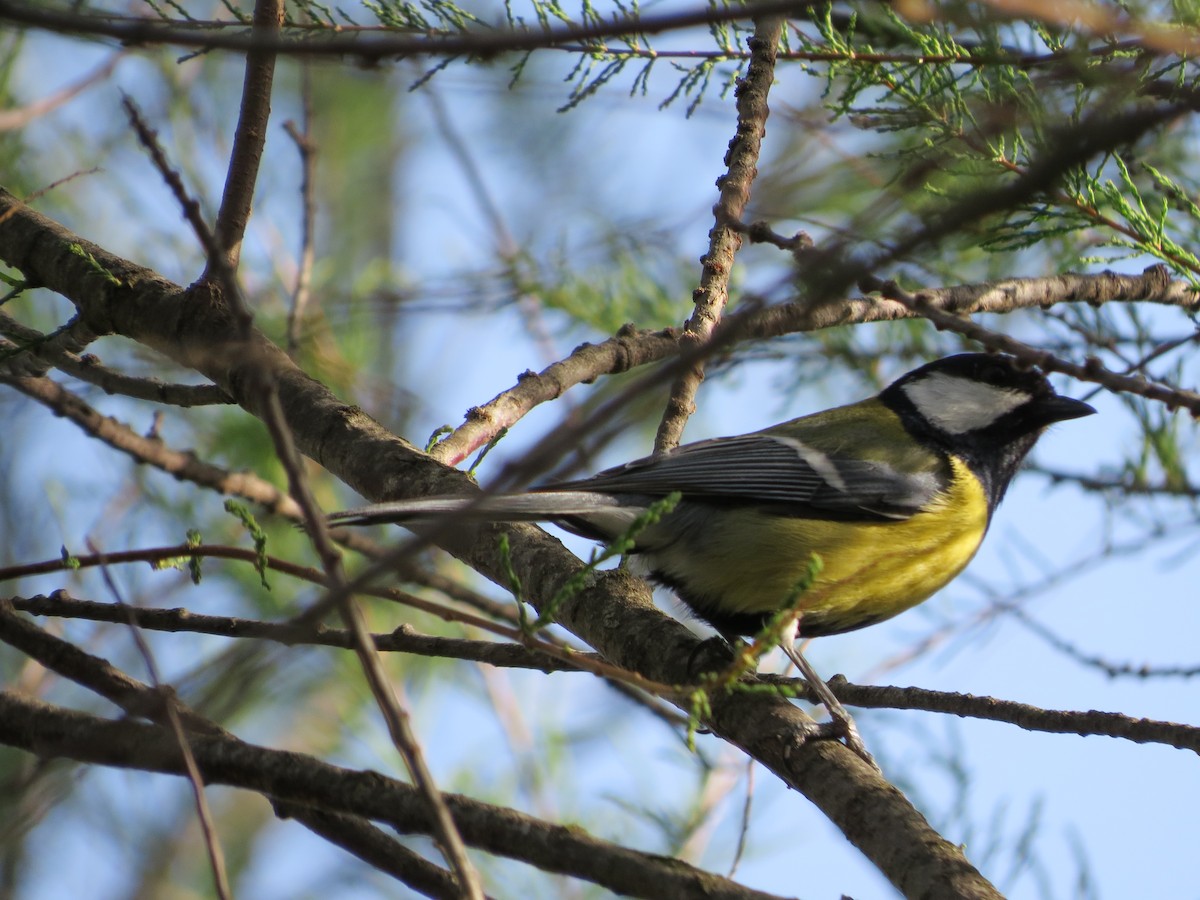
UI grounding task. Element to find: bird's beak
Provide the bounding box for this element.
[1036,394,1097,425]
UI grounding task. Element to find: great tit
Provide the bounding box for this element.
[331,353,1093,639]
[329,353,1094,761]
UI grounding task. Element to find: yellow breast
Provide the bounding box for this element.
[674,456,990,637]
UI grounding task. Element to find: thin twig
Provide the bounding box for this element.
[429,326,679,467]
[0,321,229,405]
[84,544,233,900]
[876,278,1200,415]
[728,759,754,879]
[1032,464,1200,498]
[0,0,822,63]
[8,588,574,671]
[208,0,284,278]
[0,371,297,514]
[805,677,1200,752]
[1007,605,1200,680]
[122,96,219,266]
[262,386,480,900]
[283,65,316,354]
[655,16,784,454]
[5,0,1200,63]
[868,522,1192,677]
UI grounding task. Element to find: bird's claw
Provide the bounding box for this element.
[810,712,880,772]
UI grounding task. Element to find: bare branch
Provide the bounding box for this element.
[812,678,1200,752]
[10,591,580,673]
[0,318,229,406]
[877,278,1200,415]
[1032,464,1200,498]
[430,326,679,466]
[208,0,284,277]
[0,0,819,63]
[6,0,1200,64]
[0,371,296,515]
[1008,604,1200,681]
[655,16,784,453]
[0,598,222,735]
[283,83,316,355]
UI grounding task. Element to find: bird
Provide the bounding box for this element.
[328,353,1095,763]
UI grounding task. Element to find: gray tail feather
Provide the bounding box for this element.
[327,491,627,527]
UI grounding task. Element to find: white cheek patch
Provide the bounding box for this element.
[902,372,1031,434]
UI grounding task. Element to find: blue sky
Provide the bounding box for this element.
[6,13,1200,898]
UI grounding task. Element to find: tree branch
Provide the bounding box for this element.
[0,691,791,900]
[655,16,784,453]
[0,318,230,405]
[0,0,817,63]
[208,0,283,277]
[786,677,1200,752]
[0,371,293,512]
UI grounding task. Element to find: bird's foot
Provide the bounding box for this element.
[807,705,879,772]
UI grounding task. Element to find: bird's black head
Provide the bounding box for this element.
[881,353,1096,508]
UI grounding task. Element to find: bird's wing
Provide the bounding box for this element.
[547,433,945,520]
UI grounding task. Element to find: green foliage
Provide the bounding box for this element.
[1088,156,1200,281]
[760,4,1200,285]
[1125,385,1192,490]
[151,529,205,584]
[66,243,121,286]
[0,32,32,194]
[0,273,26,293]
[224,500,271,589]
[364,0,484,31]
[498,532,525,609]
[185,528,203,584]
[425,424,454,452]
[526,231,695,333]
